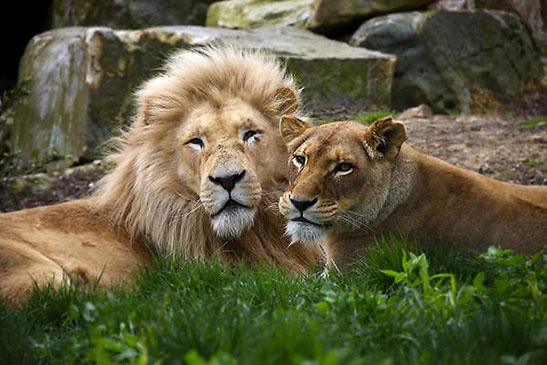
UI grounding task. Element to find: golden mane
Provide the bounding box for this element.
[94,47,319,272]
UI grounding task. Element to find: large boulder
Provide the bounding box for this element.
[350,10,544,113]
[51,0,217,29]
[434,0,547,52]
[207,0,435,32]
[9,26,395,168]
[477,0,547,52]
[350,11,456,112]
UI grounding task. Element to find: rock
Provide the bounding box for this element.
[531,134,547,144]
[447,0,547,52]
[11,28,89,169]
[0,103,11,156]
[51,0,218,29]
[207,0,315,29]
[350,11,456,112]
[311,0,434,30]
[421,10,543,113]
[350,10,544,113]
[398,104,433,119]
[207,0,435,32]
[10,26,395,168]
[430,0,468,11]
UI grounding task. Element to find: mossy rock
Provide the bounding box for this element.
[207,0,315,29]
[207,0,435,32]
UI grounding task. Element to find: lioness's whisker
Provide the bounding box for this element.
[341,212,372,229]
[344,210,373,220]
[337,214,373,233]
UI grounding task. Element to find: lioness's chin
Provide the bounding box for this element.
[286,221,326,247]
[212,207,257,238]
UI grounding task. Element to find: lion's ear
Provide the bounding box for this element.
[363,117,407,160]
[134,77,178,126]
[275,83,301,115]
[279,115,313,143]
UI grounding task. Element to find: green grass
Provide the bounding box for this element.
[518,116,547,130]
[350,110,397,125]
[317,111,397,126]
[1,241,546,364]
[524,157,547,170]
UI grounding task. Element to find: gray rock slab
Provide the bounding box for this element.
[9,26,395,167]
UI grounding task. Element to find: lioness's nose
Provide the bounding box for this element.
[290,196,317,213]
[209,170,246,192]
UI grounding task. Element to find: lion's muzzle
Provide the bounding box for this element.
[200,156,262,239]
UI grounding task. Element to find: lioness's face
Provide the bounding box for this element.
[278,117,406,245]
[176,98,288,238]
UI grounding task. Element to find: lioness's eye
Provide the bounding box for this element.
[293,155,306,167]
[186,137,204,150]
[243,130,260,144]
[334,163,354,175]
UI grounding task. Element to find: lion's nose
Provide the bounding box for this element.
[208,170,246,192]
[289,196,318,213]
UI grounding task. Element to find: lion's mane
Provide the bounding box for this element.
[94,47,319,272]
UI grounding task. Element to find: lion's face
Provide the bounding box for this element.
[175,98,288,238]
[278,117,406,245]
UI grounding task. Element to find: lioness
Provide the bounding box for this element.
[0,47,321,301]
[278,116,547,270]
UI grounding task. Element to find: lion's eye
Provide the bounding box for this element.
[186,137,204,150]
[293,155,306,167]
[243,130,260,144]
[334,162,354,175]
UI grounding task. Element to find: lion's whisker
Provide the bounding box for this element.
[169,202,204,225]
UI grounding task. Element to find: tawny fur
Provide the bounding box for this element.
[279,117,547,271]
[0,47,322,302]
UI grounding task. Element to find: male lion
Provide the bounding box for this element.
[0,47,321,301]
[278,116,547,271]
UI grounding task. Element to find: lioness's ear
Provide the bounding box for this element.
[363,117,407,160]
[279,115,313,143]
[275,83,301,115]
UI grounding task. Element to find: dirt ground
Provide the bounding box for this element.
[0,113,545,213]
[403,114,546,185]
